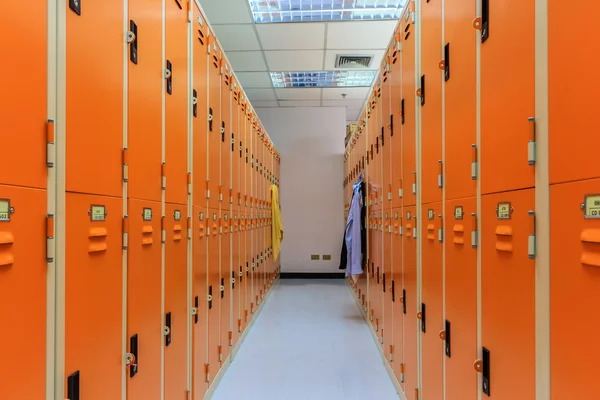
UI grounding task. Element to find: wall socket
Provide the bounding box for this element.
[311,255,320,260]
[323,255,332,260]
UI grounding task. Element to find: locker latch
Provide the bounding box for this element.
[192,89,198,117]
[128,20,138,64]
[208,108,213,131]
[193,296,199,324]
[527,117,537,166]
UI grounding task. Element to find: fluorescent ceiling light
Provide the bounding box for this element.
[248,0,407,23]
[271,70,377,88]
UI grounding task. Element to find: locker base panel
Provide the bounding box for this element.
[347,279,405,400]
[280,272,345,279]
[204,277,280,399]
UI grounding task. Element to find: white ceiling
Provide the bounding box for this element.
[199,0,398,123]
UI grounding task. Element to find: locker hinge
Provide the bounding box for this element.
[438,160,443,189]
[187,217,192,240]
[412,171,417,195]
[471,213,478,248]
[46,120,55,168]
[390,345,394,362]
[46,214,55,263]
[528,210,537,259]
[238,319,242,333]
[218,345,223,362]
[187,173,192,195]
[471,144,478,180]
[219,185,223,202]
[161,163,167,190]
[122,216,129,250]
[229,331,233,346]
[122,148,129,183]
[206,180,210,199]
[161,217,166,243]
[527,117,537,166]
[400,363,405,383]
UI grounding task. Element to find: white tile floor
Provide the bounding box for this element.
[211,279,400,400]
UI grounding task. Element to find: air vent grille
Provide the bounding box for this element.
[336,55,374,69]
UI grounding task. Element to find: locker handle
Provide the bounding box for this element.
[427,224,435,232]
[474,359,483,372]
[495,241,513,253]
[0,232,15,245]
[495,226,513,237]
[88,227,108,238]
[67,371,80,400]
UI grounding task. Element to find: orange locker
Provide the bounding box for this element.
[221,63,232,211]
[165,0,189,206]
[402,18,417,207]
[391,208,404,387]
[403,205,418,395]
[207,33,222,210]
[66,0,123,198]
[232,210,241,345]
[480,0,534,194]
[444,0,477,201]
[65,193,122,400]
[481,189,535,399]
[420,0,443,205]
[164,204,188,399]
[126,200,162,400]
[445,197,478,400]
[421,202,444,400]
[220,212,232,363]
[193,207,208,398]
[548,1,600,184]
[0,186,46,399]
[391,27,403,210]
[192,8,209,207]
[127,0,163,202]
[207,208,220,384]
[0,1,47,190]
[383,209,394,362]
[550,180,600,399]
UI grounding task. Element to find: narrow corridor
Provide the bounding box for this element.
[211,279,399,400]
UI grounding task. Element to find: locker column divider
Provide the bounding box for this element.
[161,0,167,398]
[415,0,423,396]
[187,3,194,397]
[534,0,551,398]
[440,1,447,398]
[54,0,67,397]
[475,0,483,398]
[47,0,58,398]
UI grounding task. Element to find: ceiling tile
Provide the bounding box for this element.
[251,101,280,107]
[235,72,273,88]
[322,87,370,100]
[224,51,268,72]
[327,21,398,49]
[212,25,261,51]
[324,49,386,70]
[257,23,326,50]
[265,51,324,71]
[322,99,366,109]
[245,89,277,101]
[275,88,322,100]
[197,0,253,24]
[279,100,322,107]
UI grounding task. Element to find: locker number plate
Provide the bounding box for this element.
[428,209,435,220]
[497,202,512,220]
[90,205,106,222]
[143,208,153,221]
[454,206,464,220]
[0,199,13,222]
[583,195,600,219]
[174,210,181,221]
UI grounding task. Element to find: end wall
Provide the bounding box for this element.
[256,107,345,274]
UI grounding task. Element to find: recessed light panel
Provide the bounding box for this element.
[271,70,377,88]
[249,0,407,23]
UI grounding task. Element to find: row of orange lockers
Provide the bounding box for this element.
[344,0,599,399]
[1,0,282,399]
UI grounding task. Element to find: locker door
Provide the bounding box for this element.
[403,205,419,395]
[391,28,403,210]
[65,193,122,400]
[207,209,220,384]
[391,208,404,387]
[445,197,478,400]
[164,204,188,399]
[192,207,207,399]
[165,0,189,206]
[220,212,232,362]
[444,0,477,201]
[221,63,232,211]
[420,0,443,205]
[207,35,222,210]
[0,1,47,189]
[402,19,417,207]
[0,186,46,399]
[480,0,535,194]
[548,0,600,184]
[421,202,444,400]
[383,210,394,362]
[66,0,123,197]
[192,8,209,207]
[481,189,535,399]
[126,199,162,400]
[232,212,241,345]
[550,179,600,399]
[128,0,163,202]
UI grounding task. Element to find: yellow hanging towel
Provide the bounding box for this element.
[271,184,284,261]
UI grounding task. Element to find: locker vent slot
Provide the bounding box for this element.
[194,296,199,324]
[481,0,489,42]
[445,320,451,357]
[420,75,425,106]
[67,371,80,400]
[421,303,426,333]
[401,99,405,124]
[165,312,172,346]
[129,20,138,65]
[166,60,173,95]
[69,0,81,15]
[130,334,139,378]
[482,347,491,396]
[444,43,450,81]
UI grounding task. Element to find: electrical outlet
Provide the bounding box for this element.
[311,254,320,260]
[323,255,332,260]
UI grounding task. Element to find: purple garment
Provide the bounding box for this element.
[345,178,364,277]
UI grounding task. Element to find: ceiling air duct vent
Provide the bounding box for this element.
[335,55,374,69]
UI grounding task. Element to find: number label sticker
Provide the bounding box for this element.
[584,195,600,219]
[213,213,217,221]
[0,199,12,222]
[143,208,153,221]
[497,202,512,220]
[90,205,106,221]
[395,212,399,220]
[174,210,181,221]
[454,206,464,220]
[406,211,412,220]
[428,209,435,220]
[199,212,204,221]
